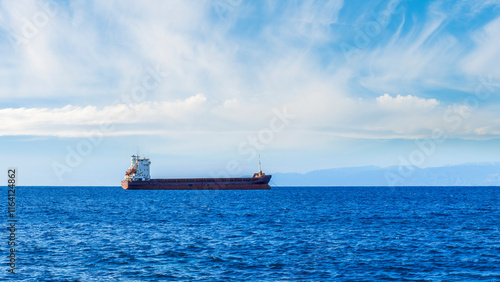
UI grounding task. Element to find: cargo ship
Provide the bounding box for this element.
[121,155,271,190]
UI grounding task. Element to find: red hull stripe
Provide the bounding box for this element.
[122,182,270,190]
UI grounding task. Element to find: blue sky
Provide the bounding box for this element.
[1,0,500,185]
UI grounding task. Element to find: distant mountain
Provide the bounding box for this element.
[272,163,500,186]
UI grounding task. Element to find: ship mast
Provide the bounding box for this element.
[258,154,262,174]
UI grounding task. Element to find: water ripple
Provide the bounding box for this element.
[1,186,499,280]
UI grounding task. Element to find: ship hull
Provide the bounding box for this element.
[121,175,271,190]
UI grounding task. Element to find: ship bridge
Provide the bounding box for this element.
[125,155,151,181]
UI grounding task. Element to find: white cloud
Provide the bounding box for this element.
[1,0,500,144]
[0,94,210,137]
[376,94,439,110]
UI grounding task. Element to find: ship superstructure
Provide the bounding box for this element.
[125,155,151,181]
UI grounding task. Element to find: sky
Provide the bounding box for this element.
[1,0,500,186]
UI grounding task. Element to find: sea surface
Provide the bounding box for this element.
[2,186,500,281]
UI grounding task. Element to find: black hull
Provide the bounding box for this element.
[122,175,272,190]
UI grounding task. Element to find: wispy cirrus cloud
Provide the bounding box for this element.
[462,16,500,79]
[1,0,500,141]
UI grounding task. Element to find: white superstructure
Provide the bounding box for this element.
[124,155,151,181]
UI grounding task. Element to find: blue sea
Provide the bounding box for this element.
[3,186,500,281]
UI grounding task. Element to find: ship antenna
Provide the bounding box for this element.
[136,146,140,158]
[259,154,262,174]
